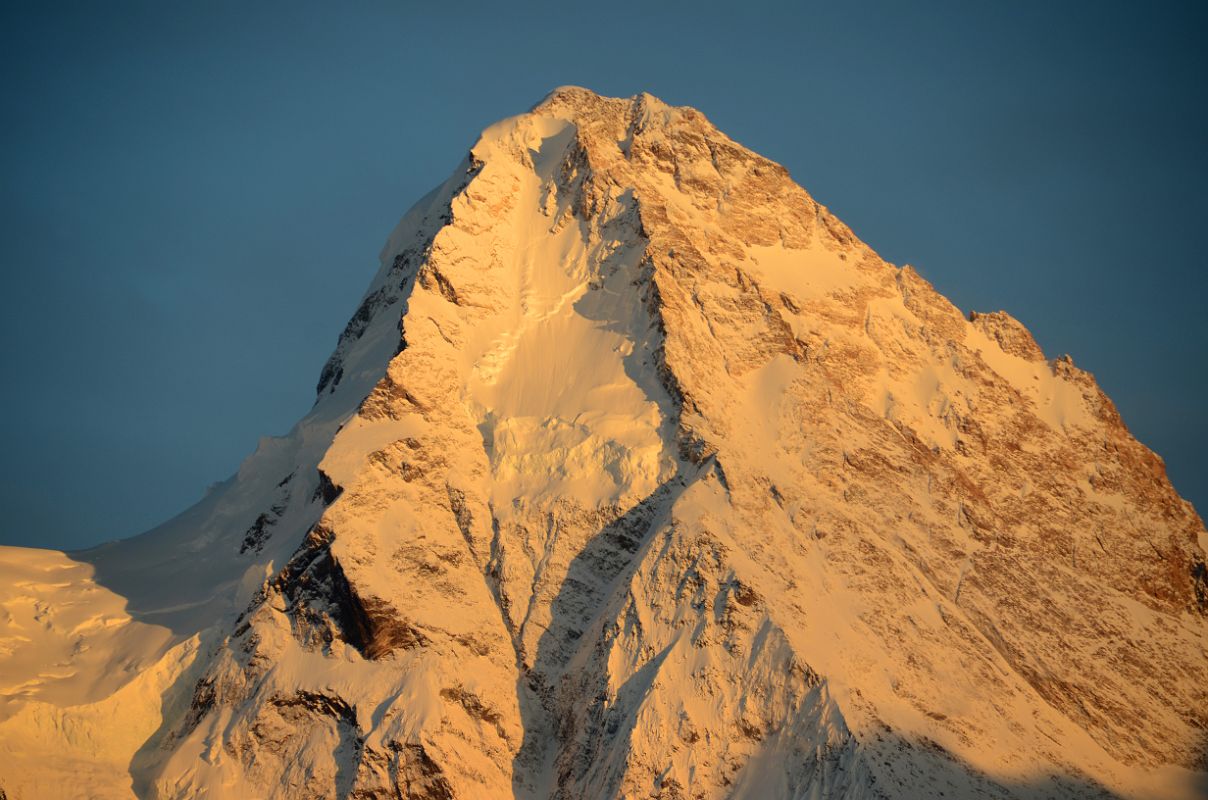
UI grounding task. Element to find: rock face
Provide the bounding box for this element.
[1,87,1206,800]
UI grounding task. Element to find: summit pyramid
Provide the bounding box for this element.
[1,87,1205,800]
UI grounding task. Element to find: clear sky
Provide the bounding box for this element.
[1,1,1205,550]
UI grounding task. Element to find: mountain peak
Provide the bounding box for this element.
[531,85,668,113]
[523,86,717,158]
[531,83,604,108]
[2,91,1205,800]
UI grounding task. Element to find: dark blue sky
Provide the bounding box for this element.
[2,1,1205,549]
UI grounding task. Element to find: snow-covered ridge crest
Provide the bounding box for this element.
[1,87,1205,800]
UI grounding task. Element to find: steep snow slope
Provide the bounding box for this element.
[1,88,1205,800]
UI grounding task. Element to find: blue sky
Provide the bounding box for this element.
[2,1,1205,549]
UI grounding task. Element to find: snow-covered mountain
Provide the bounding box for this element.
[2,87,1205,800]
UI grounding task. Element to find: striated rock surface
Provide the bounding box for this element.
[1,87,1205,800]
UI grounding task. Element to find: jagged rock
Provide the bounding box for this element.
[969,309,1046,362]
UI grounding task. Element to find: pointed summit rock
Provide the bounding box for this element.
[2,88,1205,800]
